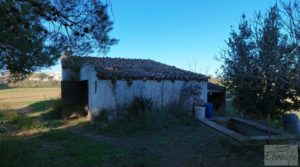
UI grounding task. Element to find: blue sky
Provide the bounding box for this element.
[45,0,276,76]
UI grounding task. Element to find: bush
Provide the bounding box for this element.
[6,80,60,88]
[0,83,9,89]
[126,96,153,119]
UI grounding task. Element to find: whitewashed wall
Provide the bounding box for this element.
[79,64,208,116]
[61,69,73,81]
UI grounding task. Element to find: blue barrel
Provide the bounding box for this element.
[282,114,300,135]
[205,103,213,118]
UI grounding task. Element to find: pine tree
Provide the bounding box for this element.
[0,0,117,75]
[220,5,300,118]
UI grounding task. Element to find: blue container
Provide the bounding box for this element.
[205,103,213,118]
[282,114,300,135]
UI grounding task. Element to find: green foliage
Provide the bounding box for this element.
[0,0,117,75]
[220,4,300,118]
[127,96,153,119]
[0,0,60,74]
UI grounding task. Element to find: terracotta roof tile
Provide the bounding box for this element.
[61,56,208,81]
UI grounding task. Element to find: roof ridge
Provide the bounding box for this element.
[68,55,154,61]
[61,56,208,81]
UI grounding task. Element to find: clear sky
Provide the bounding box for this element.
[45,0,276,76]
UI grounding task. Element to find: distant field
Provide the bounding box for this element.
[0,88,60,111]
[0,81,60,89]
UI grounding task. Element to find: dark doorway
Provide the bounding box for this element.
[61,80,88,119]
[208,82,226,111]
[208,92,225,111]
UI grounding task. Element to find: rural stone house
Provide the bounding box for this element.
[61,54,209,121]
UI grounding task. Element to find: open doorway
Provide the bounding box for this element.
[207,82,226,112]
[61,80,88,119]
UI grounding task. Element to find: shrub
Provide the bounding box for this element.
[0,83,9,90]
[92,96,198,135]
[7,80,60,88]
[126,96,153,119]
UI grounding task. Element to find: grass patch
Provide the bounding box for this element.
[0,130,152,167]
[36,130,110,167]
[217,137,264,166]
[92,108,198,137]
[0,110,17,122]
[0,111,49,134]
[39,130,152,167]
[11,115,46,130]
[0,136,42,167]
[92,96,198,136]
[30,99,62,120]
[0,98,62,134]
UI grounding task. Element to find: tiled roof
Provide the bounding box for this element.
[208,82,225,92]
[61,56,208,81]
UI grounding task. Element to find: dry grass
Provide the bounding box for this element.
[0,88,62,136]
[0,88,60,110]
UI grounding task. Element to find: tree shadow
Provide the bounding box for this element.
[24,99,62,119]
[0,99,68,134]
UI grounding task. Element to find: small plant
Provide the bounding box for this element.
[127,96,153,119]
[193,98,204,106]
